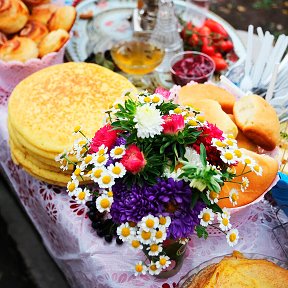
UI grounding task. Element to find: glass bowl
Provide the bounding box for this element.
[170,51,215,86]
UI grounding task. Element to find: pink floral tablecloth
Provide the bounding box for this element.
[0,93,287,288]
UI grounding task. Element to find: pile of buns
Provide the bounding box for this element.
[0,0,76,62]
[178,84,280,208]
[186,251,288,288]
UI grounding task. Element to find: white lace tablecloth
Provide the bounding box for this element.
[0,93,286,288]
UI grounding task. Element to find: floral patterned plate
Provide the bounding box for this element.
[66,0,245,63]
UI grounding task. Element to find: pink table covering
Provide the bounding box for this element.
[0,92,287,288]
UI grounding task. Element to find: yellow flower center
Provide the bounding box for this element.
[74,168,81,176]
[152,96,160,103]
[114,147,123,155]
[244,158,251,164]
[141,230,151,240]
[196,115,205,123]
[224,152,233,160]
[85,155,93,164]
[114,103,119,109]
[79,140,86,146]
[234,149,242,158]
[100,198,110,208]
[226,139,234,146]
[132,240,140,248]
[203,213,210,222]
[80,148,86,155]
[150,264,157,271]
[215,140,225,147]
[231,193,238,202]
[121,227,130,237]
[155,230,163,239]
[222,218,229,226]
[97,155,106,163]
[174,107,182,114]
[98,149,105,155]
[144,96,151,103]
[87,170,92,175]
[146,219,155,228]
[74,125,81,133]
[159,217,166,225]
[112,166,121,175]
[107,190,113,197]
[254,165,260,172]
[135,264,143,273]
[93,169,102,178]
[159,258,167,266]
[102,175,111,184]
[229,233,237,242]
[188,119,198,126]
[209,191,218,200]
[78,191,85,200]
[150,244,158,252]
[68,183,75,192]
[227,134,235,139]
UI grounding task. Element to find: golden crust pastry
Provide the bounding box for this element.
[30,3,58,25]
[22,0,50,6]
[178,84,236,114]
[19,20,48,44]
[0,31,7,47]
[233,94,280,151]
[38,29,69,57]
[48,6,76,32]
[0,36,38,62]
[218,148,278,208]
[0,0,29,34]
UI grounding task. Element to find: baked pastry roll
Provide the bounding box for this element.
[0,31,7,47]
[19,20,48,44]
[0,0,29,34]
[30,3,58,25]
[0,36,38,62]
[48,6,76,32]
[22,0,50,6]
[38,29,69,58]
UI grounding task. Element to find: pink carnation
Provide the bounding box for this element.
[155,87,171,100]
[162,114,185,135]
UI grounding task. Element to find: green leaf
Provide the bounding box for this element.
[160,141,171,154]
[190,191,199,209]
[195,225,208,239]
[208,203,222,213]
[200,143,207,167]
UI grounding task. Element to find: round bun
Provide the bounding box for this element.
[0,0,29,34]
[30,3,58,25]
[48,6,76,32]
[0,31,7,47]
[19,20,48,44]
[0,36,38,62]
[38,29,69,58]
[22,0,50,7]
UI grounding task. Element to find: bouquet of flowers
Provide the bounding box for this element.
[56,87,262,276]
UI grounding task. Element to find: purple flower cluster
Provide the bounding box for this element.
[110,178,206,239]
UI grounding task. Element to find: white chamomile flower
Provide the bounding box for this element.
[130,238,143,250]
[55,152,64,162]
[207,190,219,204]
[90,167,105,183]
[93,153,108,167]
[186,117,201,128]
[251,163,263,176]
[72,165,84,179]
[96,144,108,156]
[220,150,237,165]
[73,125,82,134]
[153,227,167,243]
[169,84,181,102]
[229,188,239,206]
[241,177,249,192]
[184,147,203,168]
[103,190,114,197]
[223,137,237,148]
[198,208,214,227]
[163,166,184,181]
[156,255,171,269]
[108,162,126,178]
[137,228,156,245]
[97,171,115,189]
[140,215,159,231]
[139,94,153,104]
[96,194,113,213]
[179,238,189,245]
[134,104,164,138]
[195,114,206,124]
[75,188,91,204]
[158,215,171,228]
[227,166,236,175]
[110,145,126,159]
[169,106,186,116]
[226,229,239,247]
[242,156,256,168]
[221,207,231,219]
[147,243,163,256]
[233,148,243,160]
[117,223,136,242]
[67,178,79,196]
[150,93,164,106]
[134,261,147,276]
[217,213,232,232]
[148,261,161,275]
[80,154,95,170]
[211,138,226,151]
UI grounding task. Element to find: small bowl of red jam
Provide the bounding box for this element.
[170,51,215,86]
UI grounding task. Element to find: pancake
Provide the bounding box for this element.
[8,62,136,154]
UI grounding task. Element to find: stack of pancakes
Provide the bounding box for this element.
[8,62,136,186]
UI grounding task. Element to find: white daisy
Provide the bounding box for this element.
[96,194,113,213]
[137,228,156,245]
[221,207,231,219]
[140,215,159,231]
[147,243,163,256]
[251,163,263,176]
[150,93,164,106]
[134,261,147,276]
[241,177,249,192]
[139,94,153,104]
[226,229,239,247]
[158,215,171,228]
[93,153,108,167]
[130,238,143,250]
[67,178,79,196]
[73,125,81,134]
[186,117,201,128]
[233,148,243,160]
[184,147,203,168]
[227,166,236,175]
[96,144,108,156]
[153,227,167,243]
[206,190,219,204]
[72,165,84,178]
[198,208,214,227]
[220,150,238,165]
[117,223,136,242]
[211,138,226,151]
[110,145,126,159]
[75,188,91,204]
[79,154,95,170]
[229,188,239,206]
[223,137,237,148]
[148,261,161,275]
[133,104,164,138]
[217,213,232,232]
[97,171,115,189]
[156,255,171,269]
[90,167,105,183]
[107,162,126,178]
[242,156,256,168]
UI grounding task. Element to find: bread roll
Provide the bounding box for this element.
[0,36,38,62]
[38,29,69,57]
[178,84,236,114]
[218,148,278,208]
[186,99,238,138]
[233,94,280,151]
[48,6,76,32]
[23,0,50,6]
[0,31,7,47]
[30,3,58,25]
[19,20,48,44]
[0,0,29,34]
